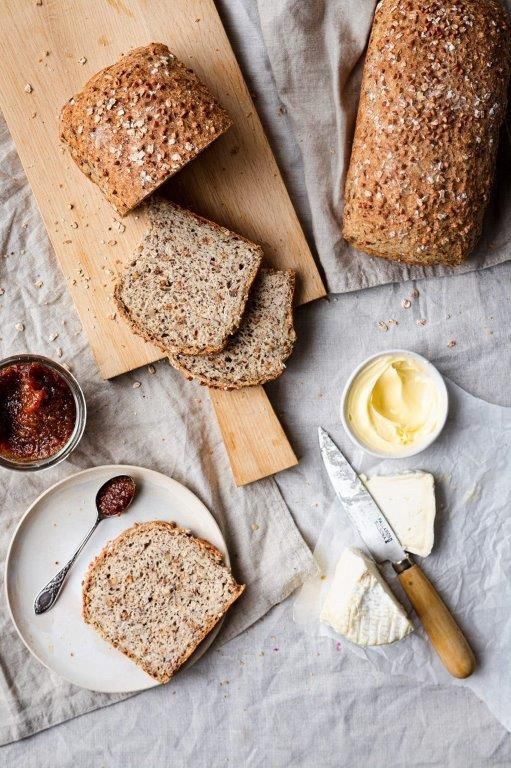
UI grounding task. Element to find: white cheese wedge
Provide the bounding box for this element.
[363,471,436,557]
[320,547,413,646]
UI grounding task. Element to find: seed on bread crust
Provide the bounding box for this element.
[60,43,232,215]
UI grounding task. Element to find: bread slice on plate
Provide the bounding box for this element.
[82,521,244,684]
[114,198,263,355]
[169,268,296,389]
[60,43,232,215]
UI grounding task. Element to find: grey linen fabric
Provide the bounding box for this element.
[0,119,316,744]
[257,0,511,293]
[2,0,511,764]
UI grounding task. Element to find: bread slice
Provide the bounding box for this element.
[60,43,232,215]
[114,199,263,355]
[169,268,296,389]
[82,521,244,684]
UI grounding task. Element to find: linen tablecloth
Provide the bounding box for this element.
[2,0,511,765]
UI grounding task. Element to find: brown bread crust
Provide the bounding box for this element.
[60,43,232,215]
[342,0,511,266]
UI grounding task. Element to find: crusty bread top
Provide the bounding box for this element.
[82,521,244,684]
[342,0,511,266]
[169,268,296,390]
[60,43,232,215]
[114,198,263,355]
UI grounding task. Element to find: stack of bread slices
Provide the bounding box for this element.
[60,42,297,390]
[114,198,296,389]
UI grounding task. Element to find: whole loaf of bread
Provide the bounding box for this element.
[342,0,511,266]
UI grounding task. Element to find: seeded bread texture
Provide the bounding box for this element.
[169,268,296,390]
[82,521,244,684]
[60,43,232,215]
[342,0,511,266]
[114,198,263,355]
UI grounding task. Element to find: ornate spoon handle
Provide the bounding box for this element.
[34,519,99,615]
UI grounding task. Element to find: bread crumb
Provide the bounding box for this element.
[70,221,78,229]
[132,381,141,388]
[48,332,59,342]
[447,339,457,348]
[24,83,33,94]
[78,56,87,65]
[401,298,412,309]
[416,318,427,326]
[377,320,388,332]
[148,365,156,374]
[56,347,63,358]
[411,288,420,299]
[15,322,25,332]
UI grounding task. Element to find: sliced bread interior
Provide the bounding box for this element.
[114,198,263,355]
[168,268,296,389]
[82,520,244,684]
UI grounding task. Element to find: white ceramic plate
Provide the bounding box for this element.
[5,465,229,693]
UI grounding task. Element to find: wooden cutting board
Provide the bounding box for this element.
[0,0,326,485]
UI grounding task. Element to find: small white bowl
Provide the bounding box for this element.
[340,349,449,459]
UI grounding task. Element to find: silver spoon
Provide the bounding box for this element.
[34,475,136,615]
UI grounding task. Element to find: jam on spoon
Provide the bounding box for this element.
[34,475,136,615]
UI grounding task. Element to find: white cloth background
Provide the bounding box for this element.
[2,0,511,765]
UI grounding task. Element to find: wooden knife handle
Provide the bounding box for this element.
[396,561,476,679]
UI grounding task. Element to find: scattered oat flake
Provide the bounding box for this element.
[132,381,142,389]
[24,83,33,93]
[108,239,117,246]
[447,340,457,348]
[15,322,25,332]
[78,56,87,65]
[148,365,156,375]
[377,320,388,332]
[56,347,63,358]
[401,298,412,309]
[48,332,59,342]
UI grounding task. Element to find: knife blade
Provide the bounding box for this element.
[318,426,476,679]
[318,427,406,564]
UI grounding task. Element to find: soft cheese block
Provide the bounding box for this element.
[320,548,413,646]
[363,471,436,558]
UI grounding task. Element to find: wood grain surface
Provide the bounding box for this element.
[0,0,325,484]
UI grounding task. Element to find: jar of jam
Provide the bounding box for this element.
[0,354,86,471]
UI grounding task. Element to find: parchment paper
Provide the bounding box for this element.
[294,379,511,730]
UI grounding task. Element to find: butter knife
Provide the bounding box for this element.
[318,427,475,679]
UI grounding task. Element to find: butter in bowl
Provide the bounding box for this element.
[340,350,448,458]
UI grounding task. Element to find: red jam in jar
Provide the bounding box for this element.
[0,363,76,462]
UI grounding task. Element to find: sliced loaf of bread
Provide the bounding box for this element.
[60,43,232,215]
[82,521,244,684]
[114,199,263,355]
[168,268,296,389]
